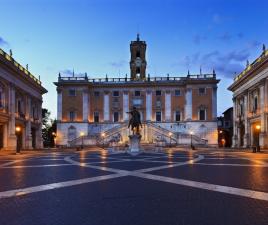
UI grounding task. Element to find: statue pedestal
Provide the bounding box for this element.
[128,134,142,155]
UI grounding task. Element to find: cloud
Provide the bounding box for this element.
[177,48,251,79]
[0,37,8,46]
[60,69,85,77]
[109,60,127,68]
[193,34,207,45]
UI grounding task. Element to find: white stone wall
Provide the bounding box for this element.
[56,123,88,146]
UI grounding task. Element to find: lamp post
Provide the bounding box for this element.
[15,126,21,154]
[168,132,172,147]
[80,132,85,149]
[190,131,194,150]
[255,124,261,152]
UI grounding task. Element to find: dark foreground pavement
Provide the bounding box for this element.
[0,149,268,225]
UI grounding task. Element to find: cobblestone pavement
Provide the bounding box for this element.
[1,148,268,225]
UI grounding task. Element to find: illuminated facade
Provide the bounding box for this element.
[55,35,219,147]
[228,45,268,149]
[0,48,47,151]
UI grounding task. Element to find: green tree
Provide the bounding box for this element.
[42,108,57,147]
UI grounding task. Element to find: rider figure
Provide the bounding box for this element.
[127,107,142,135]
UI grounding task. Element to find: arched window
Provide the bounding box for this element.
[68,126,77,141]
[198,124,208,139]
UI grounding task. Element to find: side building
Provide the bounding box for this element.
[0,48,47,151]
[228,45,268,149]
[55,35,219,147]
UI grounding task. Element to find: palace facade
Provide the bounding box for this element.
[228,45,268,149]
[55,35,219,147]
[0,48,47,151]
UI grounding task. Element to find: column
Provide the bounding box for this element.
[123,91,129,121]
[7,84,16,150]
[103,91,110,121]
[36,101,43,149]
[57,88,62,121]
[82,89,89,122]
[25,96,32,149]
[184,88,192,120]
[146,90,152,121]
[212,86,217,120]
[243,94,249,147]
[259,85,267,147]
[165,90,171,121]
[232,97,238,147]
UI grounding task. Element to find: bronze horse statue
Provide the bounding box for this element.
[127,107,142,135]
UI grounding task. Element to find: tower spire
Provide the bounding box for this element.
[137,33,140,41]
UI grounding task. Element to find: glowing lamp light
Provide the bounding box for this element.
[256,125,261,130]
[101,132,105,137]
[190,131,194,135]
[168,132,172,137]
[80,132,85,137]
[15,126,21,132]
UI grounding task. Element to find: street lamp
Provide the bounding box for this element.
[190,131,194,150]
[168,132,172,147]
[255,124,261,152]
[80,132,85,149]
[15,126,21,154]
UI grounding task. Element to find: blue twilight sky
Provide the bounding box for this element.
[1,0,268,118]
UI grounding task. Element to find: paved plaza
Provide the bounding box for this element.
[1,148,268,225]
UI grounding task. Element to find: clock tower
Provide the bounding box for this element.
[130,33,147,80]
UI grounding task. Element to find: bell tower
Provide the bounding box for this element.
[130,33,147,80]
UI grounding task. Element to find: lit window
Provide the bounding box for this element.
[175,90,181,96]
[156,111,161,122]
[69,89,76,96]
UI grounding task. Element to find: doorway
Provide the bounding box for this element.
[252,124,260,147]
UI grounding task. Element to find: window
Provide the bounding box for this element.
[156,90,161,96]
[135,91,141,96]
[69,111,75,121]
[199,109,206,120]
[156,111,161,122]
[17,100,22,114]
[240,104,244,116]
[94,112,99,123]
[136,67,140,74]
[175,90,181,96]
[114,112,119,122]
[254,96,258,111]
[175,111,181,122]
[136,51,140,57]
[94,91,100,97]
[199,88,206,95]
[113,91,119,97]
[69,89,76,96]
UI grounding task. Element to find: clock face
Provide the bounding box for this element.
[135,57,142,67]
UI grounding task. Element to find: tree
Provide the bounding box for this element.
[42,108,57,147]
